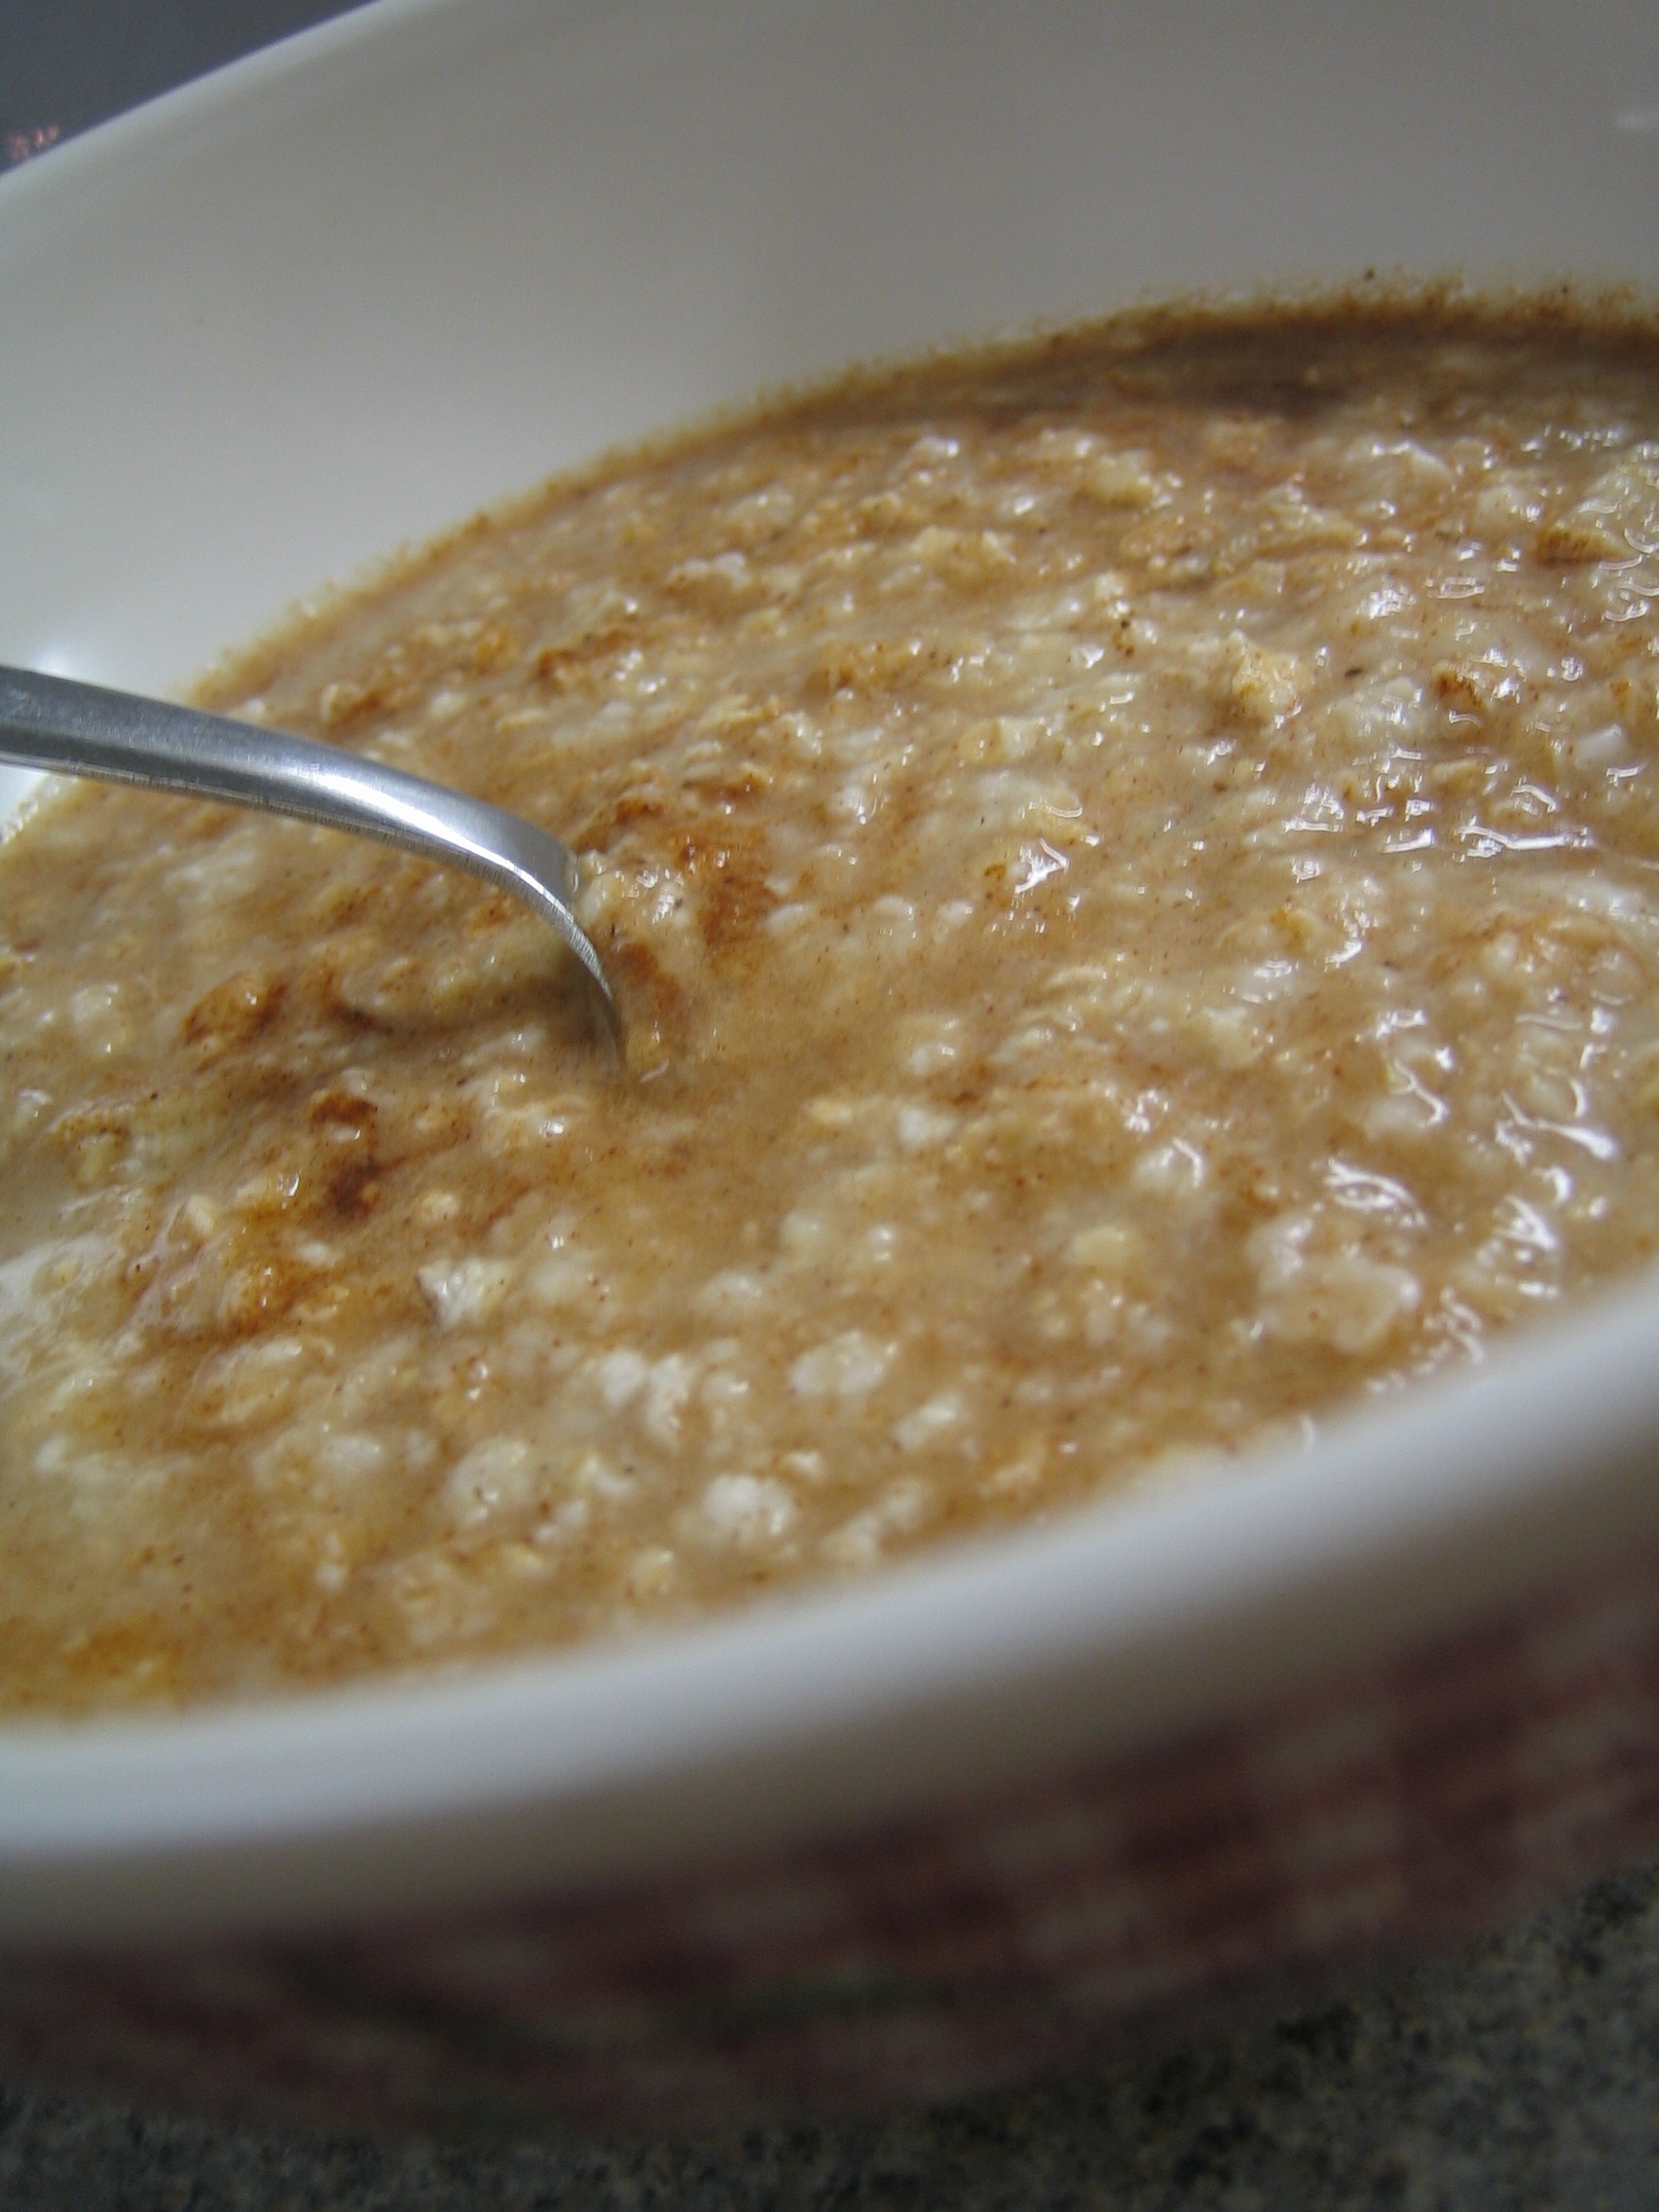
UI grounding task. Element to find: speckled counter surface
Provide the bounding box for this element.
[5,1859,1659,2210]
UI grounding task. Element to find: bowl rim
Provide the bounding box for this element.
[6,1271,1659,1943]
[6,0,1659,1949]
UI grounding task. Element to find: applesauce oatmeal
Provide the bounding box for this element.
[5,296,1659,1714]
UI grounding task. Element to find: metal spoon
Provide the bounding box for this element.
[0,665,618,1036]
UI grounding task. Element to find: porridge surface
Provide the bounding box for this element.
[5,300,1659,1713]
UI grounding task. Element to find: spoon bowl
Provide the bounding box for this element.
[0,664,620,1037]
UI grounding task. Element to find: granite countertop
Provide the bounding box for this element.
[6,7,1659,2204]
[4,1860,1659,2209]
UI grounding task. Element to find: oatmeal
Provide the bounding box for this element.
[6,297,1659,1713]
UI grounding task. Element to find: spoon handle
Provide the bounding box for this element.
[0,664,616,1026]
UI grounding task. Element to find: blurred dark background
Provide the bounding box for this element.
[1,0,364,166]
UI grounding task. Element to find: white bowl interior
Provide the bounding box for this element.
[7,0,1659,690]
[5,0,1659,1943]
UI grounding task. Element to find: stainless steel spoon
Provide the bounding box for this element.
[0,665,618,1035]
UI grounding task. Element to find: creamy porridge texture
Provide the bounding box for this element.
[5,299,1659,1713]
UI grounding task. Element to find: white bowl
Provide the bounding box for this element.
[5,0,1659,2134]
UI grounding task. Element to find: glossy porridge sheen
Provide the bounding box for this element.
[6,298,1659,1714]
